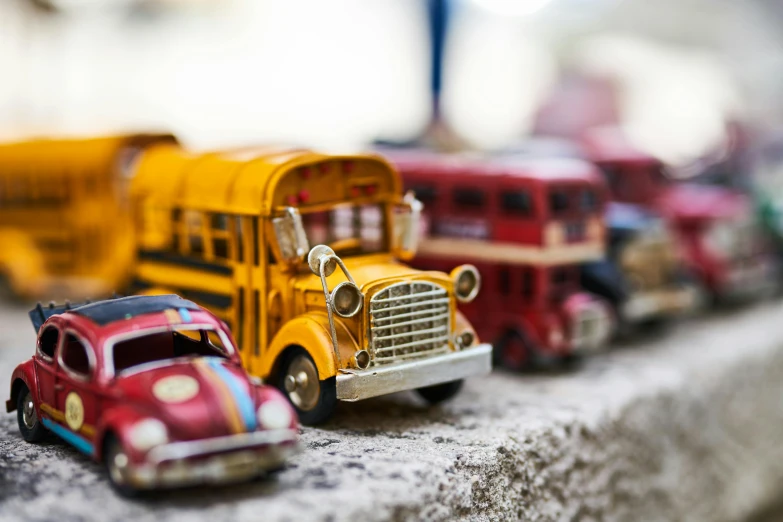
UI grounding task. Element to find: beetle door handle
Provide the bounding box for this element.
[54,384,64,391]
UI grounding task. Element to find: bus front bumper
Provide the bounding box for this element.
[336,343,493,402]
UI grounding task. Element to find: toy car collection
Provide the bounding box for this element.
[388,150,613,370]
[2,130,781,496]
[128,143,493,424]
[5,294,299,495]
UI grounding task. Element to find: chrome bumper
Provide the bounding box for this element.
[128,429,299,489]
[722,258,777,299]
[336,343,492,401]
[622,285,699,322]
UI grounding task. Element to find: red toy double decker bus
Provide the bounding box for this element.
[387,151,614,370]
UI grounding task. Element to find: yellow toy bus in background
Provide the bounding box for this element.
[129,144,493,424]
[0,134,176,299]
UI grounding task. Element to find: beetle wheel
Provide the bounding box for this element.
[104,434,139,497]
[16,385,47,442]
[277,347,336,426]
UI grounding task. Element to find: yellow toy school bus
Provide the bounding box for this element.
[0,134,175,299]
[130,144,493,424]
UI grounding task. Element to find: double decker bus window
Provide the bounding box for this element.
[581,189,598,212]
[521,268,534,299]
[501,191,533,216]
[410,184,437,204]
[453,188,485,209]
[498,267,510,295]
[549,190,570,215]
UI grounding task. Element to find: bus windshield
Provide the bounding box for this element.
[301,203,387,257]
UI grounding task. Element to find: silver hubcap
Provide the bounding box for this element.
[108,443,129,486]
[284,355,320,411]
[22,392,37,430]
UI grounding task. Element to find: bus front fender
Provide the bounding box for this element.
[261,312,360,382]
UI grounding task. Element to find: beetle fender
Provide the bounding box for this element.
[259,312,360,381]
[7,361,38,413]
[93,406,149,463]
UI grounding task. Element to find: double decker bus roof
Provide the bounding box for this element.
[131,144,400,215]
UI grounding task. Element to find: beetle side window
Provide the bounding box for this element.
[60,334,91,378]
[38,326,59,359]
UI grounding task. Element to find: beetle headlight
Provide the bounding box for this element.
[451,265,481,303]
[128,418,169,452]
[257,401,294,430]
[331,281,364,318]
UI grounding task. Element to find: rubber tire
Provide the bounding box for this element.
[104,434,140,498]
[16,384,47,442]
[416,380,464,404]
[493,330,537,372]
[276,347,337,426]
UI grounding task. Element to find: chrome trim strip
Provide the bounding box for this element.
[147,428,298,464]
[336,344,492,401]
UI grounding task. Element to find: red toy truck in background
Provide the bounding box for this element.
[387,151,613,370]
[581,128,778,302]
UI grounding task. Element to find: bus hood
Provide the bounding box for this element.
[292,255,452,295]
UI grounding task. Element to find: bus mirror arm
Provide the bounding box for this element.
[308,245,362,369]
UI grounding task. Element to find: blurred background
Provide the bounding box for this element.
[2,0,783,166]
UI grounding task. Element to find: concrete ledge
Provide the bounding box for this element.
[1,300,783,521]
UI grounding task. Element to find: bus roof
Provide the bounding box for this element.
[131,144,400,215]
[0,134,177,178]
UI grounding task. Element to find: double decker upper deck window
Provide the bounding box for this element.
[453,188,485,209]
[581,190,598,212]
[501,191,532,216]
[549,190,570,215]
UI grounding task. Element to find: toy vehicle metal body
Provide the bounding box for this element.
[128,144,492,424]
[580,202,699,328]
[6,295,299,494]
[0,135,176,299]
[582,129,777,301]
[388,151,613,370]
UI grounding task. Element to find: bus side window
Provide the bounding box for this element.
[171,208,183,251]
[501,190,532,216]
[211,214,230,260]
[184,210,204,256]
[410,184,437,205]
[498,267,510,295]
[234,216,245,262]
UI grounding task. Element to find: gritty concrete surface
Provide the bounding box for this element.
[1,298,783,522]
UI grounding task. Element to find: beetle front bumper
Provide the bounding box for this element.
[335,343,492,402]
[125,428,299,489]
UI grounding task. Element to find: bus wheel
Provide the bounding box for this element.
[416,380,463,404]
[277,347,336,426]
[494,330,536,372]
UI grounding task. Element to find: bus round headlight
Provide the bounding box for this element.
[257,401,293,430]
[128,418,169,452]
[451,265,480,303]
[331,282,363,318]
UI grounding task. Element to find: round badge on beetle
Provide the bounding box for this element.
[153,375,200,404]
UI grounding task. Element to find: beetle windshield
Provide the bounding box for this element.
[107,326,234,376]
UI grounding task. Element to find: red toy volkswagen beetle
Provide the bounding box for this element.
[5,295,299,495]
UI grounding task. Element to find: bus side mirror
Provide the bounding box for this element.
[393,191,423,262]
[272,207,310,264]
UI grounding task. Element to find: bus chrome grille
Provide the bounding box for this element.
[369,281,451,365]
